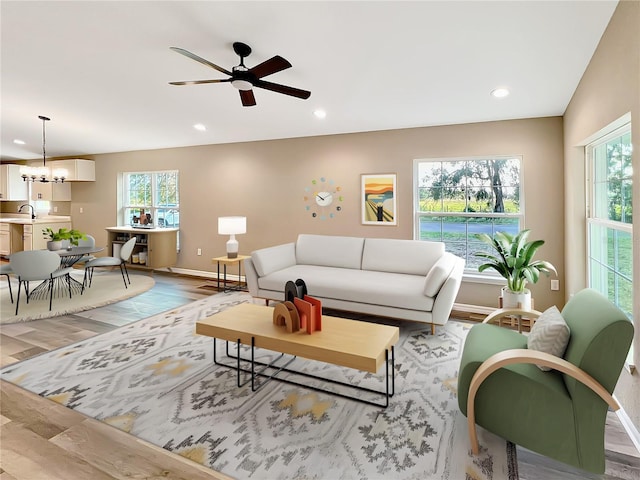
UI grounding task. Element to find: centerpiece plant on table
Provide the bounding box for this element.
[42,227,87,251]
[475,229,557,310]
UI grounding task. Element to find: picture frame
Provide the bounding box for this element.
[361,173,397,225]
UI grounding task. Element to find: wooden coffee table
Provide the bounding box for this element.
[196,303,400,407]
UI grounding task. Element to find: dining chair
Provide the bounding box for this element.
[10,250,74,315]
[73,234,97,265]
[83,236,136,290]
[0,263,14,303]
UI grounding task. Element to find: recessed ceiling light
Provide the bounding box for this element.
[491,88,510,98]
[13,139,25,145]
[193,123,206,131]
[313,109,327,119]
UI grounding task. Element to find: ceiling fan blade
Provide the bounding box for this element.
[249,55,291,79]
[170,47,232,76]
[253,79,311,99]
[240,89,257,107]
[169,79,231,86]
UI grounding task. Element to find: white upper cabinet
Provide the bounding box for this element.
[0,164,29,201]
[31,181,72,201]
[49,159,95,181]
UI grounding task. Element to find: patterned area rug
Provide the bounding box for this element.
[0,292,518,480]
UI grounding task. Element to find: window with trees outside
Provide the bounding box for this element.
[123,171,180,228]
[414,156,523,274]
[587,125,633,323]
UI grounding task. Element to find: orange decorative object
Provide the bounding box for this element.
[272,301,300,332]
[304,295,322,333]
[294,295,322,334]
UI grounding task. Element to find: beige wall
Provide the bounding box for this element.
[563,0,639,431]
[69,116,565,311]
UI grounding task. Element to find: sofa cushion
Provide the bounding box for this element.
[296,234,364,270]
[527,305,571,371]
[257,264,434,311]
[423,253,456,296]
[362,238,444,276]
[251,243,296,277]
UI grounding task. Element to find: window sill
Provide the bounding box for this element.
[462,272,506,286]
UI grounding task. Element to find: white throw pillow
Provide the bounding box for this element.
[527,305,571,371]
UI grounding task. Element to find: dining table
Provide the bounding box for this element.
[30,245,104,299]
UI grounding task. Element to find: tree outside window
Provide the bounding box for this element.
[588,127,633,320]
[414,156,522,272]
[123,171,179,228]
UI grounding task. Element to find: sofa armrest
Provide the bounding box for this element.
[431,254,465,325]
[243,257,259,297]
[466,348,619,456]
[251,242,296,277]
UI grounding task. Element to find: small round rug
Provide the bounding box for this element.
[0,270,155,324]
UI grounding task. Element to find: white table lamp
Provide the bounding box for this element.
[218,216,246,258]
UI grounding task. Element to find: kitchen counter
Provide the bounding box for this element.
[1,216,73,254]
[0,215,72,224]
[105,226,179,233]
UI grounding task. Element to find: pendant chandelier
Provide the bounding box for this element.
[20,115,68,183]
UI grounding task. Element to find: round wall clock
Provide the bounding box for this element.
[303,177,343,220]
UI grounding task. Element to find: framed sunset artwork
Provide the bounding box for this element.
[361,173,397,225]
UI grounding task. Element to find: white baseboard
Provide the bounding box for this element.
[156,267,243,283]
[613,395,640,455]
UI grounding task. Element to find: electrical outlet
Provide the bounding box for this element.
[79,207,84,214]
[550,279,560,291]
[53,206,58,213]
[197,248,202,256]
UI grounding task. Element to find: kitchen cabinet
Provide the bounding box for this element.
[0,164,29,201]
[31,181,72,201]
[106,227,178,270]
[0,224,10,255]
[22,224,33,251]
[48,159,95,181]
[22,222,72,251]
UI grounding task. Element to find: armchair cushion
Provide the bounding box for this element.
[527,305,571,371]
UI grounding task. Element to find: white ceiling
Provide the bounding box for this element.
[1,1,618,161]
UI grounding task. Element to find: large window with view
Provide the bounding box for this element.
[123,171,179,228]
[587,125,633,326]
[414,157,523,273]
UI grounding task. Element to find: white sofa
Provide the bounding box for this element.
[244,234,465,333]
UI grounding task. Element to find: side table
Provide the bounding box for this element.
[482,307,543,333]
[212,254,250,292]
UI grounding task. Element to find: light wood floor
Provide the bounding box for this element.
[1,271,639,480]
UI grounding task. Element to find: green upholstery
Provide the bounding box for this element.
[458,289,634,474]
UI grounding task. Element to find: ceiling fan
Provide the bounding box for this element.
[169,42,311,107]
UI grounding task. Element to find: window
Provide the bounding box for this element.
[587,125,633,320]
[122,171,179,228]
[414,156,523,273]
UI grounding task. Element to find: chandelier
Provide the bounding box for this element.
[20,115,68,183]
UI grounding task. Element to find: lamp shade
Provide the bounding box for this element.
[218,216,246,235]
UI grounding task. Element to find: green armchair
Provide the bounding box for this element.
[457,289,634,474]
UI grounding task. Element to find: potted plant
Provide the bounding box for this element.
[475,229,557,310]
[42,227,86,251]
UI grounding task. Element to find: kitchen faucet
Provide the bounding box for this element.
[18,204,36,219]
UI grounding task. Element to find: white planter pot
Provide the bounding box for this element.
[501,287,532,310]
[47,240,63,251]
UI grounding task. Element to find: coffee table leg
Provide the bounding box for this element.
[251,336,256,391]
[214,338,396,408]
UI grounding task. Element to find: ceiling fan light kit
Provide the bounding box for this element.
[170,41,311,107]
